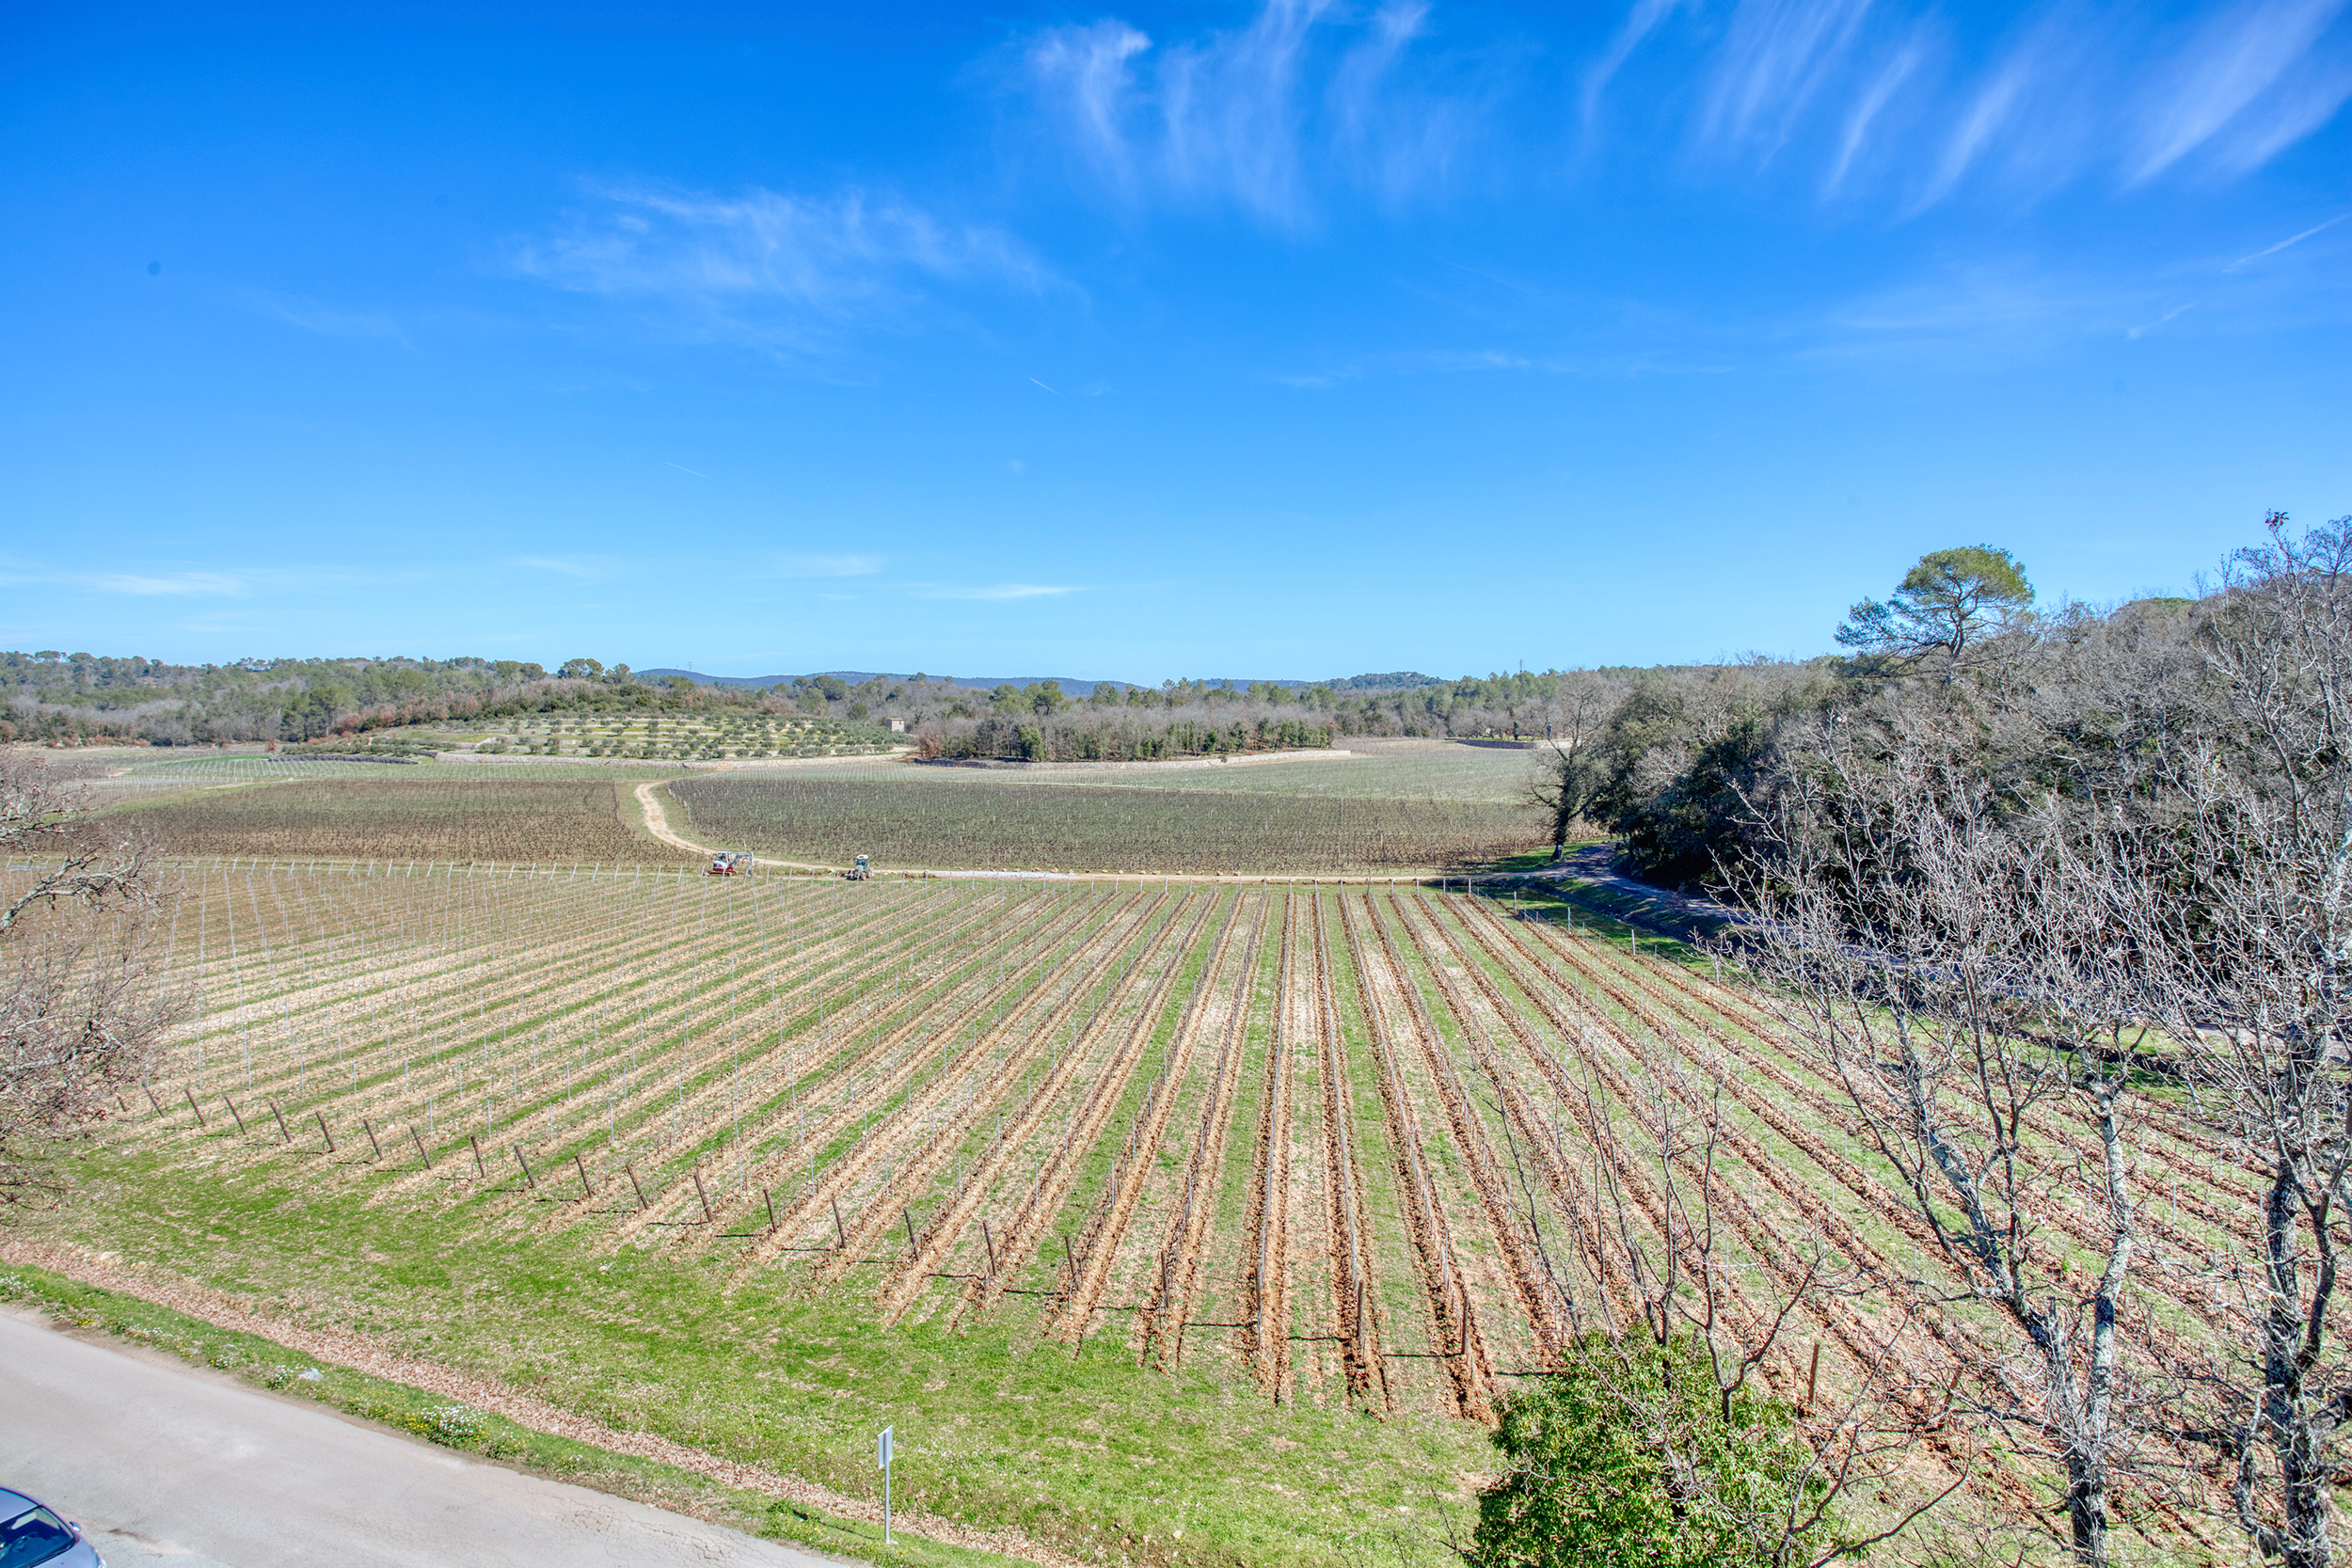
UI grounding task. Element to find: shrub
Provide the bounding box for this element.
[1470,1333,1841,1568]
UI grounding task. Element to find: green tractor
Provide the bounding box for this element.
[844,853,872,881]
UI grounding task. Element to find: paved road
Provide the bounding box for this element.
[0,1311,847,1568]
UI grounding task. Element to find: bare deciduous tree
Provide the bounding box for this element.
[2055,515,2352,1568]
[1528,675,1616,861]
[1737,729,2150,1568]
[0,751,183,1202]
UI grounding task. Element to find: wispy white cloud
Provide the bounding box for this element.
[0,563,386,599]
[1263,346,1535,387]
[512,555,616,580]
[914,583,1083,600]
[505,183,1044,350]
[236,288,403,340]
[1015,0,1496,227]
[2134,0,2352,180]
[84,571,252,596]
[1586,0,2352,211]
[1700,0,1875,166]
[764,554,885,578]
[2127,301,2197,338]
[2226,214,2346,268]
[1581,0,1694,131]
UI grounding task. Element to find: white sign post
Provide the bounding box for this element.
[878,1425,895,1544]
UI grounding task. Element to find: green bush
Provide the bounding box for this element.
[1470,1334,1842,1568]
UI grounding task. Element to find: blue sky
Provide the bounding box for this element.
[3,0,2345,682]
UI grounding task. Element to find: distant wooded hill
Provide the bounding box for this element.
[637,669,1444,696]
[2,648,1587,752]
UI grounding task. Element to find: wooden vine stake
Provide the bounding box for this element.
[362,1118,382,1161]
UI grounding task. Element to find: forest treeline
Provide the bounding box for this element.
[4,648,1665,756]
[1493,516,2352,1568]
[1531,552,2214,891]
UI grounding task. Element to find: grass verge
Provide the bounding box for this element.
[0,1258,1034,1568]
[13,1146,1496,1568]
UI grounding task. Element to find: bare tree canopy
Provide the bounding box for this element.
[0,750,183,1203]
[1716,513,2352,1566]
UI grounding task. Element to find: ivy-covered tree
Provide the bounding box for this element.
[1471,1334,1850,1568]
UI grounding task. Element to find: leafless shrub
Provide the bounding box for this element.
[0,751,184,1202]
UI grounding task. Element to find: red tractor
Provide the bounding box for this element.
[707,851,754,876]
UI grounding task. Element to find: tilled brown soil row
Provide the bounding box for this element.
[959,894,1210,1331]
[1338,894,1496,1419]
[1239,892,1298,1396]
[1309,894,1390,1410]
[277,885,979,1210]
[730,890,1170,1278]
[1545,917,2244,1338]
[1375,893,1572,1371]
[606,888,1106,1245]
[1053,895,1247,1343]
[1639,947,2260,1240]
[1140,893,1268,1371]
[151,876,898,1168]
[887,893,1215,1326]
[1446,902,1930,1402]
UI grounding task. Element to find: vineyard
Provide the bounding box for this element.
[476,711,895,760]
[668,774,1547,875]
[19,855,2257,1560]
[112,779,701,863]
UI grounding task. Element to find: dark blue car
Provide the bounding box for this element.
[0,1489,102,1568]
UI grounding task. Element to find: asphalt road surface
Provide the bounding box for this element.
[0,1309,850,1567]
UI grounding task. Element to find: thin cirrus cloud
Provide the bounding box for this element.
[1014,0,1496,227]
[913,583,1084,600]
[518,553,886,581]
[1586,0,2352,210]
[504,182,1045,348]
[759,554,886,579]
[82,570,255,596]
[1023,0,2348,222]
